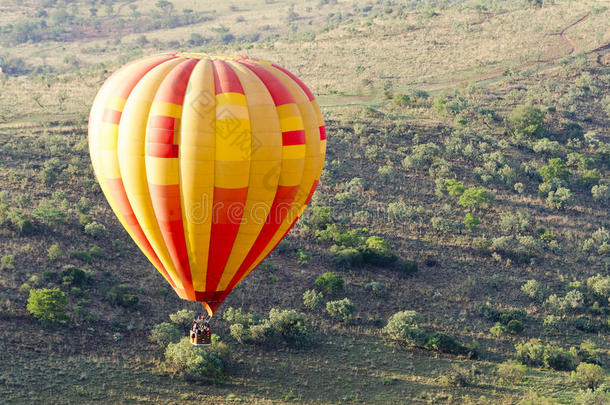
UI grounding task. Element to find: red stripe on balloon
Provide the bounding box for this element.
[270,63,316,101]
[102,109,122,125]
[106,178,176,288]
[212,60,244,94]
[282,129,306,145]
[319,126,327,141]
[238,60,295,106]
[146,59,198,300]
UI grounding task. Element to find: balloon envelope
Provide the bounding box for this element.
[88,53,326,314]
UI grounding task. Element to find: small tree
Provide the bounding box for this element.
[169,309,196,332]
[27,288,69,323]
[497,360,526,384]
[383,311,427,346]
[150,322,181,347]
[326,298,355,323]
[314,272,344,295]
[458,187,493,210]
[268,308,311,347]
[47,243,63,261]
[509,104,545,138]
[163,336,232,382]
[302,289,324,310]
[572,363,606,390]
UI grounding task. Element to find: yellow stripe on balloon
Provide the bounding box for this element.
[146,157,180,185]
[150,101,183,118]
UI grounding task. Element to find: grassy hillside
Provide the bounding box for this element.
[1,0,609,403]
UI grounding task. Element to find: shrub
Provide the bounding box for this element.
[463,213,480,231]
[47,244,63,261]
[509,104,546,138]
[572,363,606,390]
[538,158,570,183]
[383,311,427,346]
[32,200,67,225]
[458,187,493,210]
[326,298,355,323]
[314,272,344,295]
[490,322,507,337]
[27,288,69,323]
[268,308,311,347]
[295,249,310,266]
[0,254,15,270]
[475,302,500,322]
[497,360,527,384]
[499,309,527,325]
[506,319,525,334]
[578,340,601,365]
[425,332,466,355]
[106,284,139,308]
[60,266,88,286]
[84,221,107,238]
[362,236,397,266]
[521,280,543,300]
[69,250,93,264]
[587,274,610,301]
[302,289,324,310]
[591,184,610,203]
[546,187,574,210]
[515,339,546,367]
[169,309,197,331]
[150,322,181,347]
[229,320,277,345]
[330,246,363,267]
[163,336,232,382]
[572,317,598,333]
[222,307,260,327]
[364,281,387,297]
[544,346,578,371]
[445,179,465,196]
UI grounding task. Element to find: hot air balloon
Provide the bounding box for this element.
[88,53,326,342]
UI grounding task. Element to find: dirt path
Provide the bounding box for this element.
[560,12,589,55]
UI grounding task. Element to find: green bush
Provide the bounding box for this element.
[543,346,578,371]
[32,200,67,225]
[314,272,344,295]
[47,244,63,261]
[521,280,543,300]
[27,288,69,323]
[229,320,277,345]
[106,284,139,308]
[442,364,476,387]
[515,339,546,367]
[295,249,310,266]
[69,250,93,264]
[571,363,606,390]
[364,281,387,297]
[84,221,107,238]
[383,311,427,346]
[150,322,181,347]
[222,307,260,327]
[497,360,527,384]
[475,302,500,322]
[509,104,546,138]
[506,319,525,334]
[330,246,363,267]
[546,187,574,210]
[169,309,197,332]
[490,322,507,337]
[458,187,493,210]
[578,340,601,365]
[268,308,311,348]
[60,266,88,286]
[326,298,355,323]
[425,332,466,355]
[163,336,232,382]
[463,213,480,231]
[538,158,569,183]
[302,289,324,310]
[362,236,397,266]
[0,254,15,270]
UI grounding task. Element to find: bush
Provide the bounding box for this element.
[443,364,476,387]
[538,158,570,183]
[222,307,260,327]
[106,284,139,308]
[0,254,15,270]
[515,339,546,367]
[572,317,598,333]
[163,336,232,382]
[32,200,66,224]
[578,340,601,365]
[84,221,107,238]
[490,322,507,337]
[326,298,355,323]
[362,236,397,266]
[546,187,574,210]
[425,332,466,355]
[268,308,311,347]
[302,289,324,310]
[229,320,277,345]
[383,311,427,346]
[591,184,610,203]
[47,244,63,261]
[509,104,546,138]
[314,272,344,295]
[521,280,543,300]
[295,249,310,266]
[330,246,363,267]
[364,281,387,297]
[475,302,500,322]
[544,346,578,371]
[27,288,69,323]
[169,309,196,331]
[572,363,606,391]
[497,360,527,384]
[458,187,493,210]
[506,319,525,334]
[150,322,181,347]
[60,266,88,286]
[463,213,480,231]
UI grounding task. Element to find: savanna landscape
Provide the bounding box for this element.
[0,0,609,403]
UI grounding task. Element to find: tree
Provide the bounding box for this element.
[314,272,344,295]
[571,363,606,390]
[538,158,569,183]
[458,187,493,210]
[163,336,232,382]
[27,288,69,323]
[509,105,545,138]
